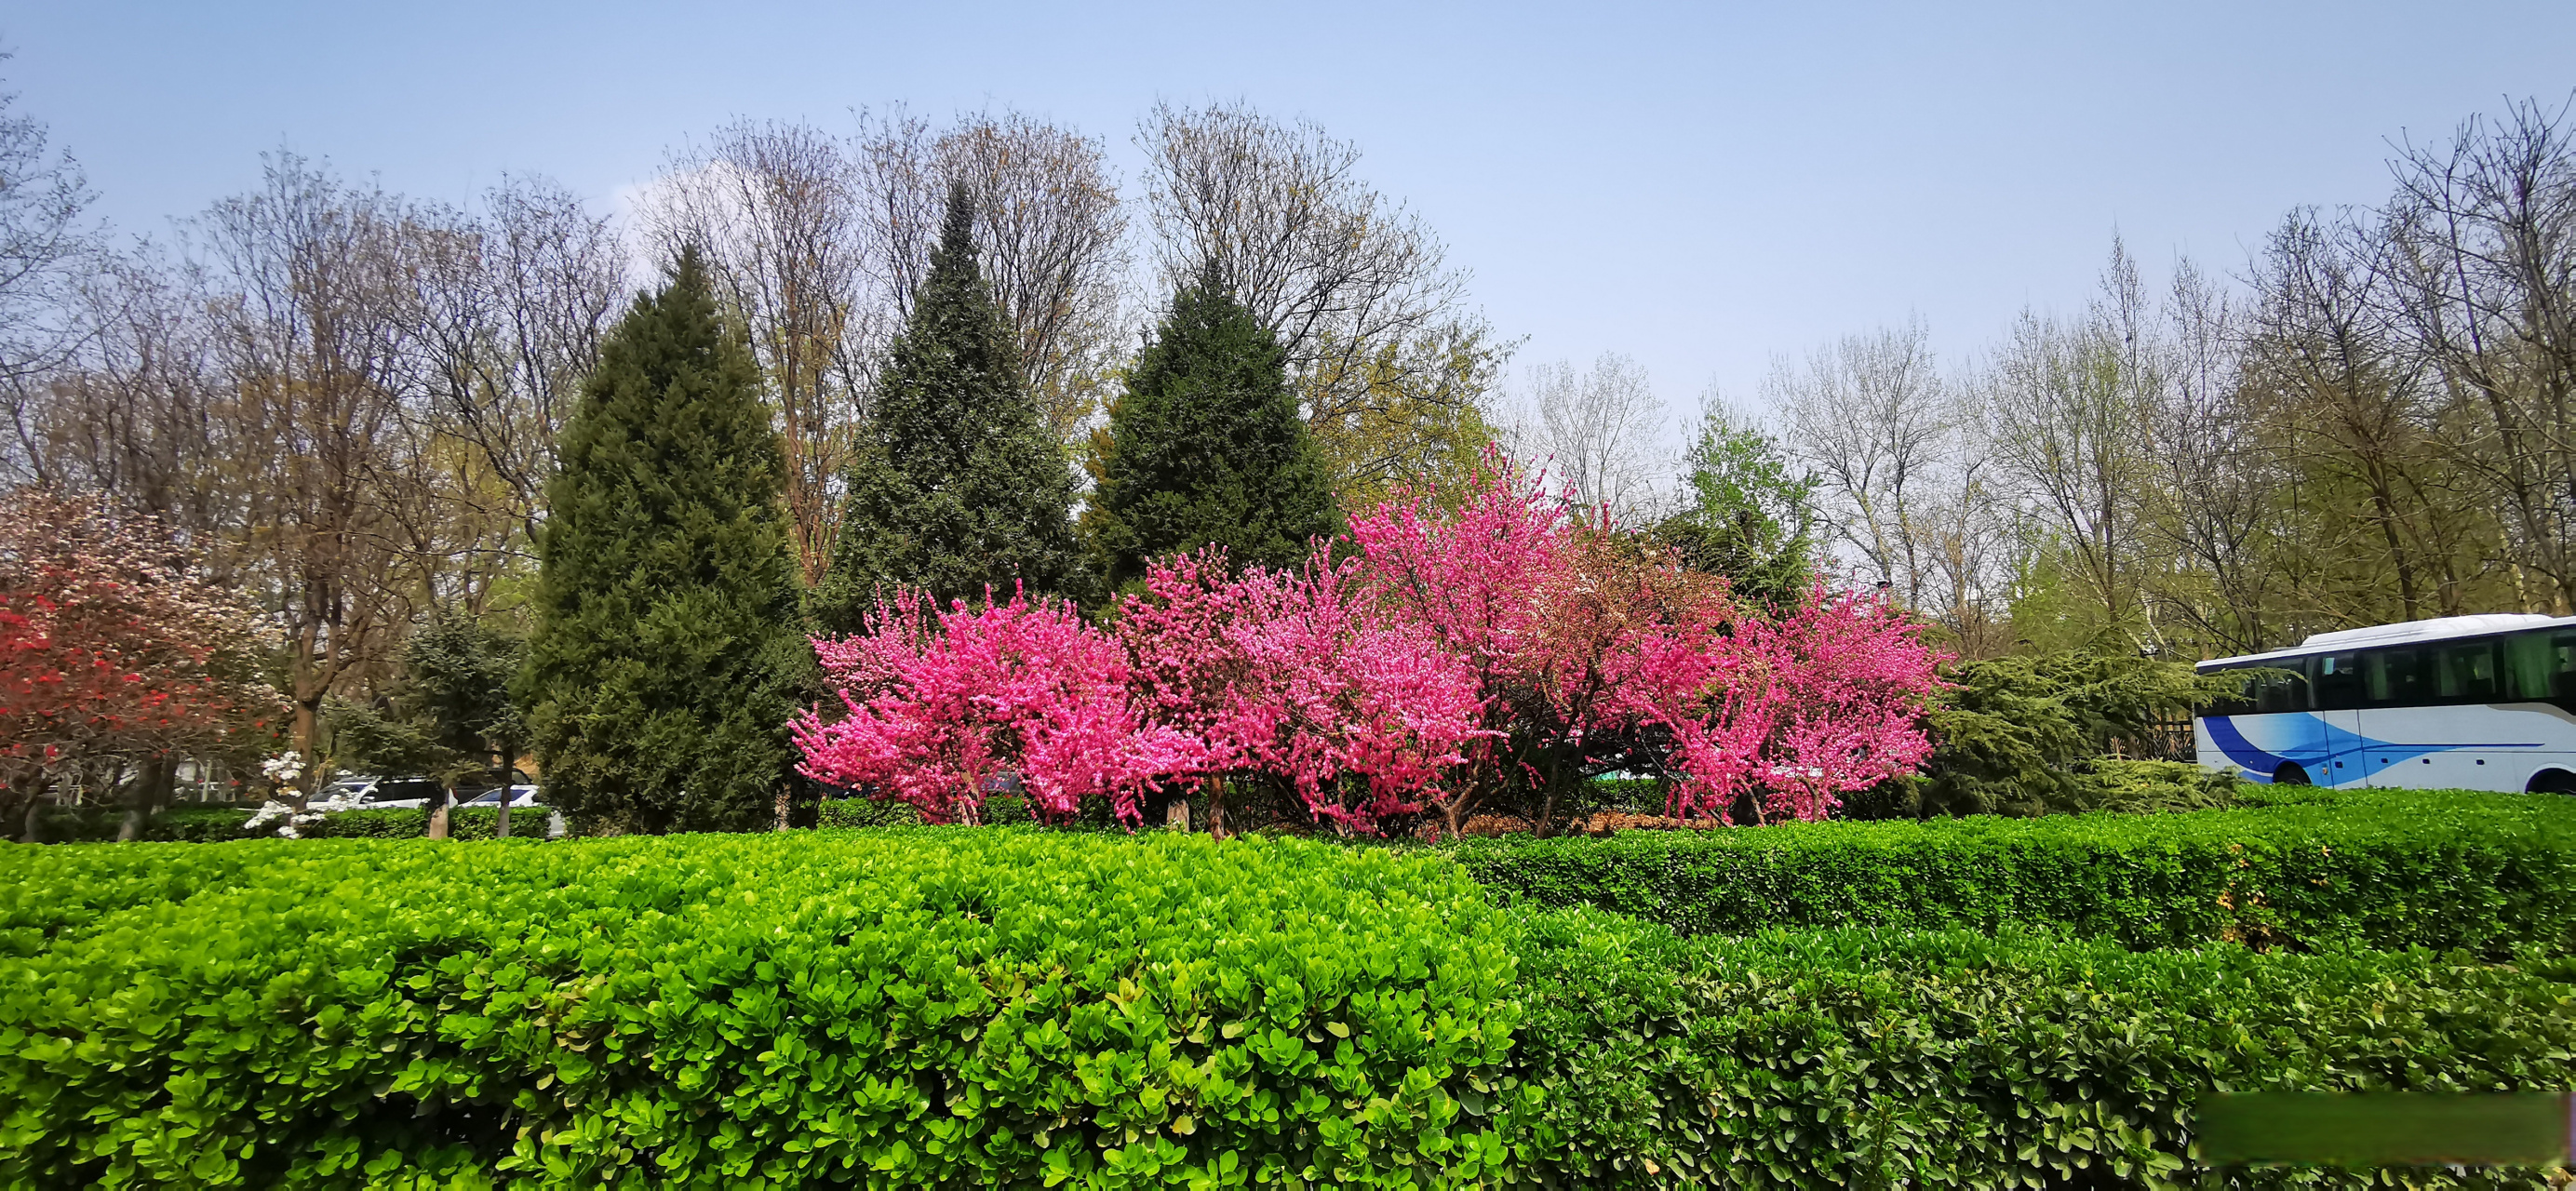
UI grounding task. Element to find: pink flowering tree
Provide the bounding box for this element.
[793,587,1194,825]
[2,489,284,839]
[1349,454,1941,835]
[1662,586,1942,823]
[1117,547,1486,836]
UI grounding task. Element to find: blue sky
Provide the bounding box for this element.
[8,2,2572,433]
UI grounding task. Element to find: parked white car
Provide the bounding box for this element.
[315,775,446,810]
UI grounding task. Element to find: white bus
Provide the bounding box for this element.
[2194,614,2576,795]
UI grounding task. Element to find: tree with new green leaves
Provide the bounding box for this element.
[822,183,1080,624]
[1655,398,1818,611]
[519,248,808,834]
[1084,271,1340,592]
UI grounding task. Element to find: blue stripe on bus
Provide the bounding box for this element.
[2201,716,2540,783]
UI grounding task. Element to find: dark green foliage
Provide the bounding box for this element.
[519,248,808,834]
[1083,272,1339,590]
[0,831,1530,1186]
[1505,909,2576,1189]
[318,695,458,780]
[400,613,525,771]
[294,807,534,840]
[1651,404,1818,610]
[33,804,258,843]
[812,793,1138,833]
[2074,757,2242,813]
[1456,786,2576,953]
[824,185,1081,623]
[1886,650,2247,818]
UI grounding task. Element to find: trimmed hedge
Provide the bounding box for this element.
[1506,908,2576,1188]
[0,829,1532,1187]
[23,805,543,844]
[1456,787,2576,954]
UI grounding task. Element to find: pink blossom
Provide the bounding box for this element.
[794,587,1194,825]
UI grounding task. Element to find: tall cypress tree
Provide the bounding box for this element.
[822,183,1080,625]
[519,248,807,834]
[1083,270,1339,591]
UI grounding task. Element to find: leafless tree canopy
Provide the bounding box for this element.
[410,175,625,550]
[1136,100,1508,496]
[1510,353,1667,519]
[2378,97,2576,610]
[0,66,98,394]
[856,108,1129,444]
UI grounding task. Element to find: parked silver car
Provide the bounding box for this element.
[458,783,542,809]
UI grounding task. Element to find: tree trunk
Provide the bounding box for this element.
[495,798,512,839]
[428,779,452,840]
[1165,794,1190,832]
[775,784,791,832]
[290,695,323,811]
[20,796,42,845]
[117,756,177,843]
[1205,777,1227,840]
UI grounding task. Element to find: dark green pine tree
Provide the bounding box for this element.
[820,183,1080,626]
[1082,269,1339,591]
[519,247,810,834]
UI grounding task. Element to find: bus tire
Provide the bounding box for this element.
[2273,762,2312,786]
[2529,769,2576,796]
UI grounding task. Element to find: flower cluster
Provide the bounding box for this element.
[796,588,1193,824]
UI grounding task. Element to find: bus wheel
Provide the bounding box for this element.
[2529,770,2576,796]
[2273,763,2313,786]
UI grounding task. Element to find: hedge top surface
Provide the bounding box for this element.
[1453,787,2576,952]
[1,829,1531,1187]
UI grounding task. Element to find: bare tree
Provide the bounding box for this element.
[1135,100,1508,496]
[2247,209,2489,629]
[2378,97,2576,613]
[1987,243,2167,640]
[1510,353,1667,518]
[409,176,624,555]
[10,247,223,521]
[2138,256,2288,653]
[1774,316,1955,606]
[0,64,95,393]
[857,109,1129,444]
[194,153,433,801]
[639,120,874,586]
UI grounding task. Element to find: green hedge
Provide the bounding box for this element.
[23,804,544,844]
[0,830,1532,1187]
[1506,908,2576,1188]
[1455,787,2576,954]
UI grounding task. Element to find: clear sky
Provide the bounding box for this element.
[8,2,2572,435]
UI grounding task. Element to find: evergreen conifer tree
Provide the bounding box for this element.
[519,248,808,833]
[1083,270,1339,590]
[822,184,1080,625]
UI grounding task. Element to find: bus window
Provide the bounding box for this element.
[2363,648,2424,707]
[2313,652,2363,710]
[2202,665,2255,716]
[2256,664,2309,713]
[2506,631,2576,702]
[2432,639,2501,702]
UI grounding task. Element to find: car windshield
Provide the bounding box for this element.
[320,781,370,798]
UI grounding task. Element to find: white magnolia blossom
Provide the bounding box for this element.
[242,794,364,838]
